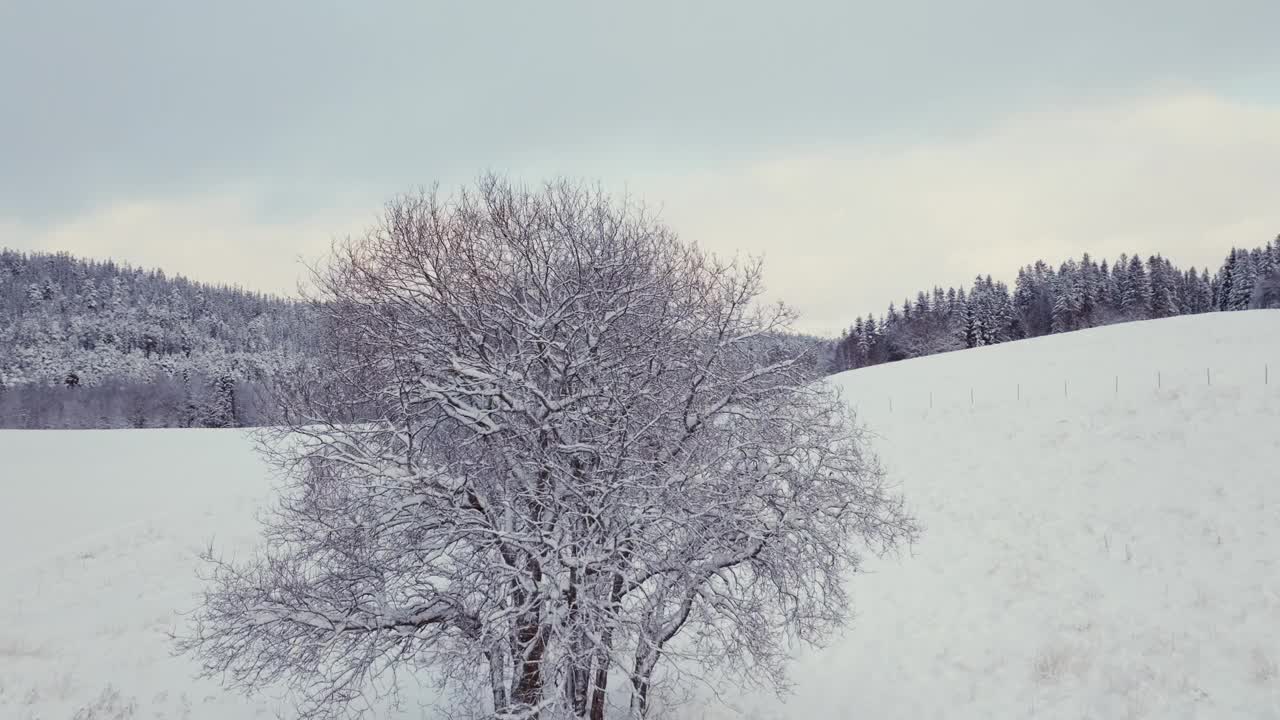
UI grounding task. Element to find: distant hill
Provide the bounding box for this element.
[0,248,835,429]
[0,249,314,428]
[7,237,1276,429]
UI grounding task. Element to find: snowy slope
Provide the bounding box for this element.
[3,311,1279,719]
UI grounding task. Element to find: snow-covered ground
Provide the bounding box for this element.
[3,311,1279,719]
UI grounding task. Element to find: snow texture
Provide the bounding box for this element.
[3,310,1280,719]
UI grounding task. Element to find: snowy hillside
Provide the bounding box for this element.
[3,311,1279,719]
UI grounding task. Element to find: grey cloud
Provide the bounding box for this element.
[9,94,1279,339]
[4,0,1280,221]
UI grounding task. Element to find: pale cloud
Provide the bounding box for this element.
[6,93,1279,336]
[3,191,372,296]
[636,93,1280,335]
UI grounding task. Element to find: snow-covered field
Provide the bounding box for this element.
[3,311,1279,719]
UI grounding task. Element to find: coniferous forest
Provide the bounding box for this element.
[3,238,1278,427]
[0,249,314,428]
[829,239,1280,373]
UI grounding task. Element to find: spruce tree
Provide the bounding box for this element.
[1077,253,1099,324]
[1259,244,1277,280]
[1014,267,1037,332]
[1098,259,1118,319]
[1050,263,1082,333]
[204,373,239,429]
[1111,254,1129,310]
[861,316,877,360]
[1148,255,1178,319]
[1228,251,1258,310]
[848,318,865,369]
[1121,254,1151,319]
[914,291,930,318]
[1217,249,1238,310]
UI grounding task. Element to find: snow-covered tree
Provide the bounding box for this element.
[202,372,240,428]
[1228,249,1259,310]
[1050,260,1082,333]
[177,177,917,720]
[1147,255,1179,319]
[1120,254,1151,319]
[1253,266,1280,309]
[913,290,930,317]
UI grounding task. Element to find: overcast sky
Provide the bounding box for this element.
[4,1,1280,335]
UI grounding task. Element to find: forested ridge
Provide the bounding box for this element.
[830,238,1280,372]
[0,249,314,427]
[4,236,1278,427]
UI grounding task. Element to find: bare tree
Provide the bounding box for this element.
[177,176,917,720]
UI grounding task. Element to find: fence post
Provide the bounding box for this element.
[1206,367,1211,386]
[1063,379,1067,398]
[1158,371,1162,389]
[929,391,933,409]
[1267,364,1270,385]
[1017,383,1020,401]
[970,388,974,406]
[1115,375,1118,395]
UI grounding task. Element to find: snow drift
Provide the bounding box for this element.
[2,310,1279,719]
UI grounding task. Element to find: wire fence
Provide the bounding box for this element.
[860,363,1275,415]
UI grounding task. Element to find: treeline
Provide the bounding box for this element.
[6,238,1278,426]
[0,374,273,429]
[0,249,313,428]
[832,239,1280,372]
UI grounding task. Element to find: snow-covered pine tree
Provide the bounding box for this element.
[853,319,867,367]
[202,372,239,428]
[1228,250,1258,310]
[1259,244,1277,280]
[1195,269,1212,313]
[1148,255,1179,319]
[991,278,1016,342]
[914,291,930,318]
[1111,253,1129,311]
[1216,249,1238,311]
[1014,267,1038,334]
[1082,254,1104,324]
[1097,259,1119,321]
[857,316,873,358]
[1252,266,1280,309]
[1121,254,1151,319]
[951,286,971,348]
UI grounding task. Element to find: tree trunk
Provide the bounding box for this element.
[629,638,660,719]
[587,656,609,720]
[512,620,548,714]
[566,571,591,718]
[487,649,509,715]
[588,572,626,720]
